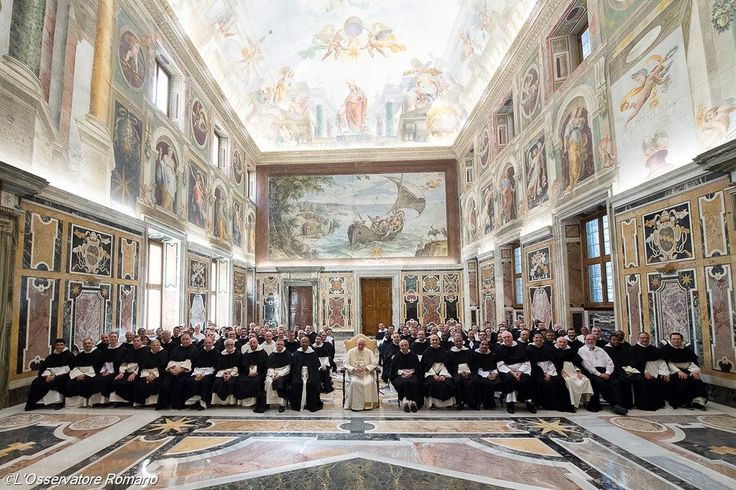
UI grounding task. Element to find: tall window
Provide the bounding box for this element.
[154,62,171,115]
[578,24,591,61]
[583,213,613,305]
[495,95,514,148]
[146,241,164,330]
[513,243,523,307]
[548,3,590,91]
[212,128,226,168]
[209,260,218,325]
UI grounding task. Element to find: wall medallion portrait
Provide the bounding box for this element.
[188,166,208,228]
[520,65,540,118]
[232,149,244,186]
[191,99,209,147]
[559,101,594,192]
[117,30,146,89]
[153,137,178,214]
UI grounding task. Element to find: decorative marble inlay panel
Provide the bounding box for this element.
[527,247,551,282]
[318,273,353,329]
[443,272,460,295]
[483,293,496,326]
[698,192,729,258]
[25,212,61,272]
[67,282,112,351]
[705,264,735,372]
[69,225,113,276]
[620,218,639,269]
[648,270,697,346]
[400,272,463,325]
[643,203,693,265]
[328,297,345,327]
[118,238,138,280]
[232,267,247,328]
[479,261,494,290]
[625,274,644,340]
[423,275,441,293]
[118,285,136,332]
[257,274,281,326]
[467,258,478,308]
[529,285,552,328]
[18,277,59,374]
[422,295,441,325]
[189,256,208,289]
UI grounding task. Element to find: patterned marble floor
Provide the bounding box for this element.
[0,374,735,490]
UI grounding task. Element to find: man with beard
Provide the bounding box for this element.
[579,334,629,415]
[312,334,334,393]
[419,335,456,409]
[628,332,669,411]
[265,339,292,412]
[158,333,197,410]
[236,337,268,412]
[211,339,241,406]
[289,337,323,412]
[390,339,422,412]
[551,336,593,410]
[410,330,429,359]
[132,338,168,407]
[110,335,148,406]
[526,333,573,412]
[565,328,583,351]
[447,333,478,410]
[184,336,218,410]
[25,338,74,411]
[496,331,536,414]
[65,337,104,408]
[663,332,707,410]
[472,340,503,409]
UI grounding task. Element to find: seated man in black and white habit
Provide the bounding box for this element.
[496,331,536,414]
[26,338,75,411]
[157,333,197,410]
[419,334,456,409]
[132,338,168,407]
[312,334,334,393]
[578,334,629,415]
[410,329,428,359]
[98,331,125,401]
[390,339,422,412]
[184,336,218,410]
[265,339,292,412]
[663,332,707,410]
[448,333,478,410]
[65,337,104,408]
[472,339,503,409]
[289,336,324,412]
[110,335,148,407]
[236,337,268,413]
[380,333,402,383]
[526,333,574,412]
[627,332,669,411]
[211,338,241,406]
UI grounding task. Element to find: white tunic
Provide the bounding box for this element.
[343,347,379,410]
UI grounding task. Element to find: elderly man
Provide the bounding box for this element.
[448,333,478,410]
[410,330,428,359]
[527,333,572,412]
[419,335,456,409]
[110,335,148,406]
[628,332,669,411]
[663,332,707,410]
[211,339,241,406]
[65,337,103,408]
[343,338,379,411]
[158,333,197,409]
[579,334,629,415]
[184,336,218,410]
[472,340,503,409]
[261,331,277,355]
[289,337,323,412]
[265,339,292,412]
[132,338,168,407]
[237,337,268,412]
[551,336,593,410]
[496,331,535,414]
[390,339,422,412]
[25,338,74,411]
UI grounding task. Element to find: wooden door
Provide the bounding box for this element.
[289,286,313,328]
[361,278,392,336]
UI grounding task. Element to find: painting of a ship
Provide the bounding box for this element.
[348,175,426,246]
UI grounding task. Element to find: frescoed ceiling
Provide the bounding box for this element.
[166,0,538,152]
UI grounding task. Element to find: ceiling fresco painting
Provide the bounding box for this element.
[167,0,537,151]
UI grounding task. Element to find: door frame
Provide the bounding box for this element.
[281,279,318,328]
[355,270,400,335]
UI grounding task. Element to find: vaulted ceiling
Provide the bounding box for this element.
[166,0,538,152]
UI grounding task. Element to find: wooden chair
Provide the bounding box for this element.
[341,334,381,408]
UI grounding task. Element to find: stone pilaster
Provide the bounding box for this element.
[0,216,16,408]
[8,0,47,77]
[89,0,114,122]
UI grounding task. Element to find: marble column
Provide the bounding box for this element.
[89,0,114,122]
[48,0,71,129]
[0,216,17,408]
[8,0,48,77]
[39,0,58,100]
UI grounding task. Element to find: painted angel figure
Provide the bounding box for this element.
[619,47,678,127]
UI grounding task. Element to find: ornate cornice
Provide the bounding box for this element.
[0,160,49,197]
[257,145,457,166]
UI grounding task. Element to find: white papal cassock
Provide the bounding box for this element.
[343,347,379,411]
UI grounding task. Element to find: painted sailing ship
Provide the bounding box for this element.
[348,175,426,246]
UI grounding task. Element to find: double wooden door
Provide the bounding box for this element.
[361,278,392,336]
[289,286,313,328]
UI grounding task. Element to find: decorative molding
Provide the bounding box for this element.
[0,161,49,197]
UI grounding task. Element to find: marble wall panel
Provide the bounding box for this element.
[232,267,247,328]
[705,264,735,372]
[643,202,694,265]
[67,282,112,351]
[68,225,113,277]
[24,212,62,272]
[625,274,644,340]
[467,258,478,308]
[621,218,639,269]
[399,271,463,325]
[118,237,138,280]
[318,273,354,330]
[698,192,729,258]
[648,271,697,347]
[118,284,136,332]
[18,277,59,374]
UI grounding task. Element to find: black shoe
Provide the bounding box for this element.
[196,404,205,411]
[526,402,537,414]
[692,402,706,411]
[24,404,36,412]
[410,403,418,413]
[54,403,64,410]
[611,405,628,416]
[566,405,577,413]
[278,406,286,413]
[587,403,601,413]
[456,403,464,410]
[404,404,411,413]
[507,402,515,414]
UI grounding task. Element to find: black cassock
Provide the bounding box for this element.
[603,343,635,409]
[472,350,504,409]
[112,346,149,402]
[212,350,241,402]
[26,349,75,409]
[98,344,126,397]
[389,351,423,408]
[285,340,300,353]
[158,344,198,409]
[289,348,323,412]
[132,348,168,405]
[419,347,456,403]
[266,350,292,401]
[410,341,428,357]
[65,349,104,399]
[447,347,478,408]
[236,348,268,412]
[526,344,569,410]
[628,344,667,411]
[496,343,533,402]
[380,342,401,382]
[312,343,334,393]
[661,344,708,408]
[184,347,218,406]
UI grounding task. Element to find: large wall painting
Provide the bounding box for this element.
[558,98,594,193]
[111,101,142,208]
[260,163,458,264]
[524,135,548,210]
